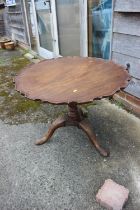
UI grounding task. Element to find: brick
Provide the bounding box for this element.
[115,91,140,107]
[125,93,140,107]
[113,92,140,116]
[96,179,129,210]
[131,105,140,116]
[113,94,128,107]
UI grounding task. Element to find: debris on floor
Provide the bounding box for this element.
[96,179,129,210]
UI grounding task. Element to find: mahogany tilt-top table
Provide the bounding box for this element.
[15,57,130,157]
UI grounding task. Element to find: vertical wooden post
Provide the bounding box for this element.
[87,0,94,56]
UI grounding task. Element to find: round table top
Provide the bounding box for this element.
[15,57,130,104]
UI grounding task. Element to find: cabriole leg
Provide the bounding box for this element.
[36,116,66,145]
[79,119,109,157]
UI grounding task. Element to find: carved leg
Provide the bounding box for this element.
[79,119,109,157]
[36,116,66,145]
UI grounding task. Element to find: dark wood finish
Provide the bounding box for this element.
[79,119,109,157]
[36,103,109,157]
[36,115,66,145]
[15,57,130,104]
[15,57,130,157]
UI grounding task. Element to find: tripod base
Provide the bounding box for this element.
[36,103,109,157]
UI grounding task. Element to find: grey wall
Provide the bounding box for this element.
[111,0,140,98]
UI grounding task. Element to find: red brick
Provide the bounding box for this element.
[115,91,140,107]
[96,179,129,210]
[131,105,140,116]
[113,93,140,117]
[125,93,140,107]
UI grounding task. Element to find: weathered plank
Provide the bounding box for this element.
[112,33,140,59]
[6,0,27,43]
[112,52,140,79]
[3,7,11,37]
[0,13,5,36]
[11,27,24,36]
[113,13,140,36]
[114,0,140,12]
[125,78,140,98]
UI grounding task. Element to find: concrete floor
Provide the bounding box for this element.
[0,99,140,210]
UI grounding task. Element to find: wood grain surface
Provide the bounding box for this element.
[15,57,130,104]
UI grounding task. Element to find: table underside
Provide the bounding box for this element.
[36,102,109,157]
